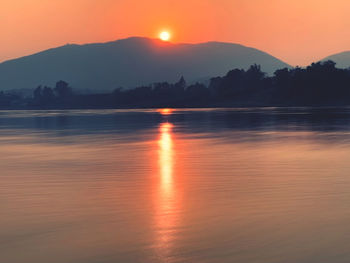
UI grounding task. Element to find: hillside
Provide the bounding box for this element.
[0,37,290,91]
[322,51,350,68]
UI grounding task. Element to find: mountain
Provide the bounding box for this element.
[0,37,290,91]
[322,51,350,68]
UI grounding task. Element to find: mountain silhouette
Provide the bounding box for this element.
[0,37,290,91]
[322,51,350,68]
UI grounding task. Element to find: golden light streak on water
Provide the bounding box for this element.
[154,121,178,260]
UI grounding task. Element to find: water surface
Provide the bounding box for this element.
[1,108,350,263]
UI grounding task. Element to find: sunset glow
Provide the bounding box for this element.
[3,0,350,259]
[2,0,350,65]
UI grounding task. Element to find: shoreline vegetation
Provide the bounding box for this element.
[1,60,350,110]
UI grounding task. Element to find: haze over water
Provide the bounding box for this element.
[1,108,350,263]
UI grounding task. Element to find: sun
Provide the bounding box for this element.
[159,31,171,41]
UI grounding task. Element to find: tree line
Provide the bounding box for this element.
[1,60,350,109]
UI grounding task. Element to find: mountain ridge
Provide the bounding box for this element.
[322,51,350,68]
[0,37,291,91]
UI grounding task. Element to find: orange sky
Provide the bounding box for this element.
[1,0,350,66]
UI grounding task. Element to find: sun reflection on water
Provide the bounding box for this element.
[155,118,179,259]
[158,108,174,115]
[159,123,174,192]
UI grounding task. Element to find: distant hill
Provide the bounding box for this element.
[322,51,350,68]
[0,37,290,91]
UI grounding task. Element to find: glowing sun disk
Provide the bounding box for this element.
[160,31,171,41]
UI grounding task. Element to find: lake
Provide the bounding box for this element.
[1,108,350,263]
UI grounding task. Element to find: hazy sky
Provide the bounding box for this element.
[1,0,349,65]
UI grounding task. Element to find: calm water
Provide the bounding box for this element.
[2,108,350,263]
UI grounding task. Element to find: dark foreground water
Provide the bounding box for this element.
[2,108,350,263]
